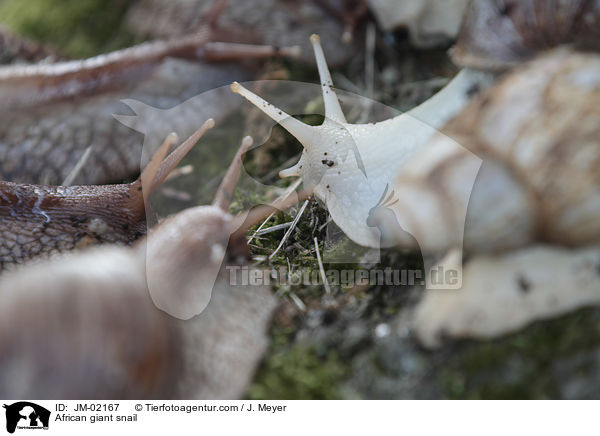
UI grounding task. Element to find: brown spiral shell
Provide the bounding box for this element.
[452,0,600,70]
[384,48,600,254]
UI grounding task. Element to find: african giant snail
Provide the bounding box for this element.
[231,34,494,251]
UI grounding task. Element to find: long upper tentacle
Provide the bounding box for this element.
[230,81,318,148]
[309,34,347,124]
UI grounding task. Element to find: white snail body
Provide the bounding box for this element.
[231,35,493,248]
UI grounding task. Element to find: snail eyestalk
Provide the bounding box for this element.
[141,118,215,200]
[140,132,178,203]
[309,34,347,123]
[230,82,318,149]
[231,34,494,250]
[213,135,254,212]
[230,34,348,147]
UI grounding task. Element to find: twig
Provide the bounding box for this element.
[164,164,194,182]
[247,178,303,245]
[255,222,292,236]
[358,22,377,124]
[288,292,307,312]
[333,73,362,94]
[365,21,376,99]
[269,199,309,261]
[247,211,275,245]
[61,146,92,186]
[318,215,332,232]
[159,187,192,202]
[314,236,331,294]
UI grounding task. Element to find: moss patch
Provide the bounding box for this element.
[247,334,348,400]
[0,0,140,57]
[441,308,600,399]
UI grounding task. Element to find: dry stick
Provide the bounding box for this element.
[288,292,307,312]
[247,211,275,245]
[268,199,309,261]
[365,22,376,99]
[333,73,362,94]
[357,22,376,124]
[62,145,93,186]
[314,236,331,294]
[229,188,310,244]
[255,222,292,236]
[203,42,301,61]
[246,178,302,245]
[318,215,332,232]
[160,187,192,202]
[164,164,194,182]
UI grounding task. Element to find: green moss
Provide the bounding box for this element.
[247,342,348,400]
[441,308,600,399]
[0,0,140,57]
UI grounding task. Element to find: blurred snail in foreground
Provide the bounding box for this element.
[452,0,600,70]
[0,120,214,271]
[0,129,304,398]
[0,246,277,399]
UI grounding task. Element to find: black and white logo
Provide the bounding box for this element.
[3,402,50,434]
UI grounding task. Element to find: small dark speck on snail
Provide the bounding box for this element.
[517,275,531,293]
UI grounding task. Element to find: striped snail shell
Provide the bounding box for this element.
[378,48,600,255]
[452,0,600,70]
